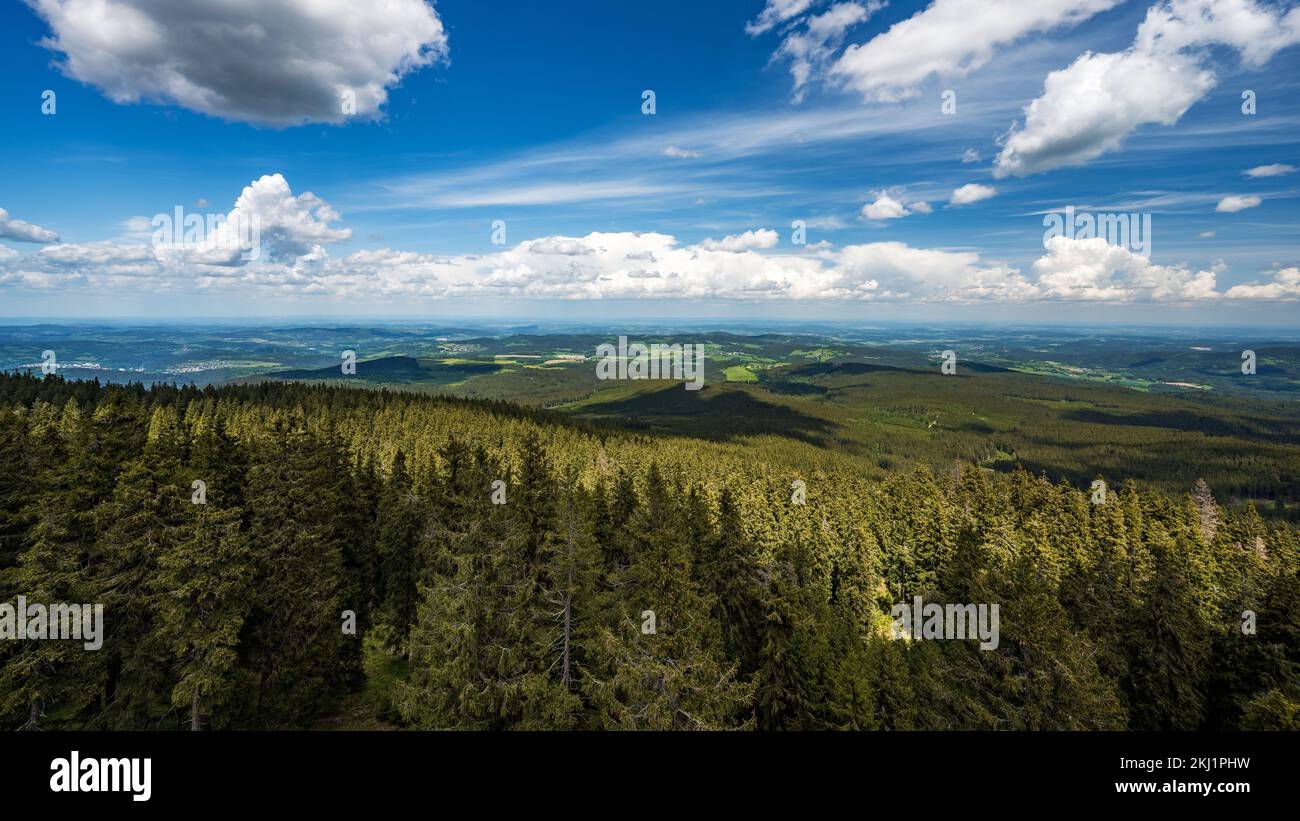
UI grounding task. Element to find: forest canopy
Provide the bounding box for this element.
[1,372,1297,731]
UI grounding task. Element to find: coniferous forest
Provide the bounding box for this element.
[2,371,1297,731]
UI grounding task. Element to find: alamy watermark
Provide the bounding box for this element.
[1,596,103,650]
[595,336,705,391]
[50,751,151,802]
[1043,205,1152,257]
[892,596,999,651]
[151,206,262,261]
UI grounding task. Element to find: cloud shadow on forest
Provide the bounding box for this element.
[570,384,837,447]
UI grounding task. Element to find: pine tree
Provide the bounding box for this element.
[3,400,102,728]
[700,488,767,675]
[242,424,353,726]
[376,451,426,652]
[396,438,513,728]
[153,504,251,730]
[89,454,187,728]
[583,466,752,730]
[754,536,830,730]
[1127,530,1209,730]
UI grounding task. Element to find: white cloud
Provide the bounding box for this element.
[767,2,886,101]
[1199,230,1216,238]
[523,238,595,256]
[949,183,997,206]
[828,0,1123,101]
[1244,163,1297,178]
[662,145,702,159]
[408,180,680,208]
[862,193,907,219]
[961,148,982,164]
[1216,194,1262,213]
[0,269,85,290]
[1,178,1024,301]
[362,100,1026,215]
[174,173,351,263]
[1133,0,1300,64]
[861,192,930,219]
[834,241,1034,300]
[697,230,781,252]
[28,0,449,127]
[0,208,59,243]
[32,241,161,283]
[995,49,1213,177]
[802,215,850,230]
[1032,236,1218,301]
[746,0,821,36]
[996,0,1300,177]
[7,173,1285,306]
[1224,267,1300,299]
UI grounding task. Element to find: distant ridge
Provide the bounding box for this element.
[269,355,428,381]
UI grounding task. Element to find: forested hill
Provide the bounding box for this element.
[1,371,1297,730]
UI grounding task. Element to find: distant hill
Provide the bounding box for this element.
[268,355,500,384]
[270,355,429,381]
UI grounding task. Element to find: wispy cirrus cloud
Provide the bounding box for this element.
[1245,164,1297,178]
[763,1,887,102]
[829,0,1124,101]
[746,0,822,36]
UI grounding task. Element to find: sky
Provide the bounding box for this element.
[0,0,1298,325]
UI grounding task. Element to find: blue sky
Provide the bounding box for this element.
[1,0,1298,324]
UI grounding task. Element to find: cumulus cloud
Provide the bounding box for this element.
[834,241,1034,300]
[995,0,1300,177]
[387,234,1029,303]
[1032,235,1218,300]
[961,148,982,164]
[861,193,907,220]
[226,173,351,252]
[1132,0,1300,63]
[949,184,997,206]
[697,230,781,252]
[1223,267,1300,299]
[6,172,1285,305]
[1244,164,1297,178]
[28,0,449,127]
[0,175,1018,302]
[523,238,595,256]
[828,0,1123,101]
[149,173,351,268]
[0,208,60,243]
[38,241,157,268]
[1216,194,1262,213]
[995,49,1212,177]
[861,192,930,220]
